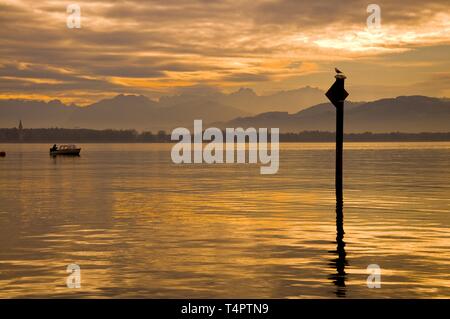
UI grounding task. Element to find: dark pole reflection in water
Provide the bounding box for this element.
[328,202,348,297]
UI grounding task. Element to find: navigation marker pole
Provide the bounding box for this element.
[326,69,349,209]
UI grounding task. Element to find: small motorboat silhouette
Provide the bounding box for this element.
[49,144,81,156]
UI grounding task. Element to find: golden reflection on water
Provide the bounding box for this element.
[0,142,449,298]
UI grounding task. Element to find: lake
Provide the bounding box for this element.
[0,142,449,298]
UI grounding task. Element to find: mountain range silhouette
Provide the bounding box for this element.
[1,88,449,132]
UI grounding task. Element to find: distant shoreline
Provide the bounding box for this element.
[2,141,450,144]
[1,128,450,143]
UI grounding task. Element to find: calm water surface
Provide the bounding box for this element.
[0,142,449,298]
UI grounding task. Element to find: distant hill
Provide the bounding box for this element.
[1,93,450,133]
[0,99,77,128]
[158,86,326,114]
[0,94,246,131]
[66,94,159,129]
[214,96,450,133]
[0,87,326,130]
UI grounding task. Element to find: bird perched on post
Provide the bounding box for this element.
[334,68,346,79]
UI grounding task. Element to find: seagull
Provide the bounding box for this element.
[335,67,343,74]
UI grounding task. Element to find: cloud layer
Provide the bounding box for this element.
[1,0,449,104]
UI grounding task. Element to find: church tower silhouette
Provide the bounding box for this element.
[18,120,23,141]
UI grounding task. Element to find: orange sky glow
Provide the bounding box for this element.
[0,0,449,104]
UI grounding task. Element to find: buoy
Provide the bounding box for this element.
[0,151,5,157]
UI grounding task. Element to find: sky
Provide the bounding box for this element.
[0,0,449,105]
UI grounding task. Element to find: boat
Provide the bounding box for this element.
[49,144,81,156]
